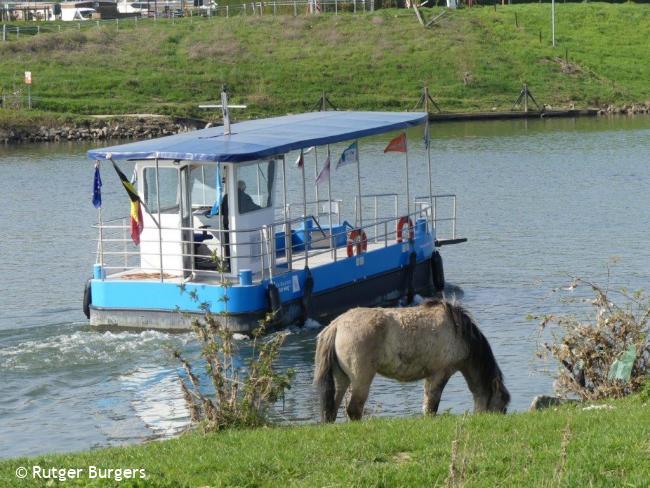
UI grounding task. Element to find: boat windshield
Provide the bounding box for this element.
[235,160,275,214]
[143,167,179,213]
[190,164,218,208]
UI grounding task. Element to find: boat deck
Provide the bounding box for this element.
[104,240,397,285]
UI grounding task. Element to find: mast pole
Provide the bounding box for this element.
[405,135,410,218]
[355,139,362,231]
[327,145,335,261]
[300,148,308,268]
[155,157,164,282]
[96,160,104,270]
[282,155,291,271]
[426,121,434,230]
[313,146,319,214]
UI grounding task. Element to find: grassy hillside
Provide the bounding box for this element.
[1,394,648,486]
[1,4,650,124]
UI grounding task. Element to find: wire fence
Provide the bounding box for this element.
[1,0,377,41]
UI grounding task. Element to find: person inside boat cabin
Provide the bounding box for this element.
[237,180,261,213]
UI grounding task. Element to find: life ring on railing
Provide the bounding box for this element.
[346,229,368,257]
[396,216,414,243]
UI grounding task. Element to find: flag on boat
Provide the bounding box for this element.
[92,162,102,208]
[315,155,331,186]
[335,142,358,169]
[295,151,304,168]
[111,161,144,245]
[384,132,407,153]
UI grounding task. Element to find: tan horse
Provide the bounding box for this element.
[314,299,510,422]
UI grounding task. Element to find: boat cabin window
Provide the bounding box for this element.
[235,160,275,215]
[143,167,179,214]
[190,165,218,209]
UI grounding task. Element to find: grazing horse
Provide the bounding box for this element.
[313,299,510,422]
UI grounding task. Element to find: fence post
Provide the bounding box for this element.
[293,0,297,15]
[2,24,5,42]
[135,15,137,26]
[16,26,19,38]
[96,20,100,29]
[37,25,40,35]
[353,0,356,13]
[335,0,337,15]
[58,24,61,32]
[78,22,81,30]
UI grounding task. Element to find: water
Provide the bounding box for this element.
[2,116,650,459]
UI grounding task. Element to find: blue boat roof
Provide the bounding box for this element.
[87,111,428,163]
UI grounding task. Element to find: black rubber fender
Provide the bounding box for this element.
[406,251,417,305]
[431,251,445,292]
[301,267,314,324]
[82,279,92,319]
[267,282,283,324]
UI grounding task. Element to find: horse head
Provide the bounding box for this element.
[488,375,511,413]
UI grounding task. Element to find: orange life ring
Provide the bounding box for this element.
[396,216,414,243]
[346,229,368,257]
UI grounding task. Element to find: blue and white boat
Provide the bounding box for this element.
[84,102,465,333]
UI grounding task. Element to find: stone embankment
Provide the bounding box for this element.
[0,115,206,144]
[597,103,650,115]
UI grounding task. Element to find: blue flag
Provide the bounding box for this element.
[208,163,223,217]
[335,142,358,170]
[92,163,102,208]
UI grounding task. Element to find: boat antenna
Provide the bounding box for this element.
[198,85,247,136]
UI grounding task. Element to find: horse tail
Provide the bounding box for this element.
[313,322,339,423]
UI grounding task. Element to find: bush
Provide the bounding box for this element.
[175,309,294,431]
[536,276,650,400]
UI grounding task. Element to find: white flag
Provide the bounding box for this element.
[315,155,331,186]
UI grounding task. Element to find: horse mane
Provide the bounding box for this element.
[423,299,509,404]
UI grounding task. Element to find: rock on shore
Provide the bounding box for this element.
[0,116,204,144]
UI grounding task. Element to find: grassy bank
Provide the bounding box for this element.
[1,394,648,486]
[1,3,650,128]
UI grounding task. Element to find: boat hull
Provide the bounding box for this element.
[89,259,435,334]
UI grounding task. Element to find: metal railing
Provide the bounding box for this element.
[94,194,458,284]
[415,193,458,239]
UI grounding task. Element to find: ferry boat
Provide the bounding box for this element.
[84,101,465,333]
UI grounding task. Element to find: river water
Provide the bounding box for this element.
[1,116,649,459]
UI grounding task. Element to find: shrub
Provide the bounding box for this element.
[536,276,650,400]
[176,312,294,431]
[175,265,294,431]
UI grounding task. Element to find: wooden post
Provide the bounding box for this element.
[523,83,528,112]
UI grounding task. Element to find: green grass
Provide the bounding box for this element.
[1,394,649,486]
[1,4,650,127]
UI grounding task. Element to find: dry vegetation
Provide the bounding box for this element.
[537,274,650,400]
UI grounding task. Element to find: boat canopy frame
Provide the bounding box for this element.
[86,111,428,163]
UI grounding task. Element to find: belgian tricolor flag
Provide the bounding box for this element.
[111,161,144,245]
